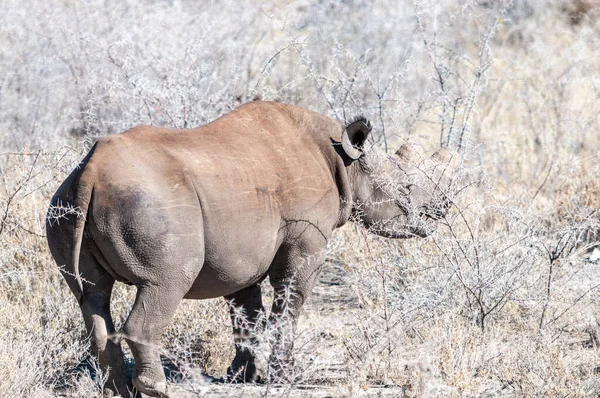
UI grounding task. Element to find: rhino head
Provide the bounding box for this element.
[340,117,455,239]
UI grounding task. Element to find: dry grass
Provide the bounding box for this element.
[1,0,600,397]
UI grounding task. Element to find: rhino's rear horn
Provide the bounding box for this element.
[395,144,418,163]
[431,148,453,163]
[342,117,371,160]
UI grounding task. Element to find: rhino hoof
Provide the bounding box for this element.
[103,389,139,398]
[227,361,264,383]
[102,388,115,398]
[133,374,168,398]
[103,382,137,398]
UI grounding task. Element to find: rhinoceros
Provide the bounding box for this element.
[46,101,453,397]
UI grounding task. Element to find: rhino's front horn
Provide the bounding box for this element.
[395,144,418,163]
[431,148,453,164]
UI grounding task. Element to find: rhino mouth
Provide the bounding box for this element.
[419,204,447,221]
[417,193,451,221]
[371,213,435,239]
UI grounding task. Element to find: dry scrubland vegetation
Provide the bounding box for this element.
[2,0,600,396]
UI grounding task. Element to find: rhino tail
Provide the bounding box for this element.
[70,153,96,305]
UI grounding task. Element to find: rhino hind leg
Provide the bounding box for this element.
[121,282,194,398]
[225,284,266,383]
[81,287,132,397]
[48,220,132,396]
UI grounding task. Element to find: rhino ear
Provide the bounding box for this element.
[341,117,371,160]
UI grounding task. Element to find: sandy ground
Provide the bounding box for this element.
[166,260,407,397]
[171,384,404,398]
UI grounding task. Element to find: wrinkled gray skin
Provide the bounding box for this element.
[46,101,452,397]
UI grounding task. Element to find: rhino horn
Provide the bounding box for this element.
[395,144,419,163]
[431,148,453,164]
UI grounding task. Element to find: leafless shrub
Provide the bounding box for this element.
[2,0,600,397]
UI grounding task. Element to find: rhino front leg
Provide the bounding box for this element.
[267,240,326,382]
[225,284,266,383]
